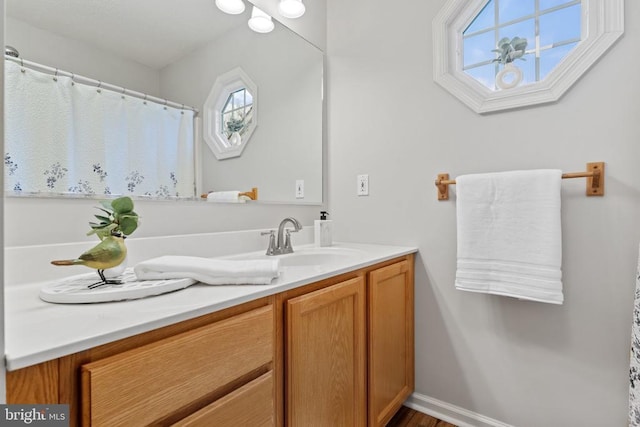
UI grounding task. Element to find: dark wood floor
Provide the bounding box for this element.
[387,406,457,427]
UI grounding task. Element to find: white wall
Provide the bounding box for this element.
[327,0,640,426]
[6,17,161,96]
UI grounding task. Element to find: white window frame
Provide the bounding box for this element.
[433,0,624,114]
[203,67,258,160]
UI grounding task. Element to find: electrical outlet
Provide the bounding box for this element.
[296,179,304,199]
[357,174,369,196]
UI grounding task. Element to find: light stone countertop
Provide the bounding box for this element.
[5,242,417,371]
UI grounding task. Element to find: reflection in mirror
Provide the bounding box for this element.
[4,58,197,199]
[203,67,258,160]
[5,0,323,204]
[223,89,254,143]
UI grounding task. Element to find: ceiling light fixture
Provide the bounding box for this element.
[278,0,305,19]
[248,6,274,33]
[215,0,245,15]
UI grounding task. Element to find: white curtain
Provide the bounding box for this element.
[4,61,195,198]
[630,244,640,426]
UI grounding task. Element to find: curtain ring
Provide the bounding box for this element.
[20,58,25,73]
[143,94,147,105]
[53,68,58,82]
[181,104,185,115]
[70,72,75,86]
[163,99,168,110]
[97,81,102,93]
[121,87,126,99]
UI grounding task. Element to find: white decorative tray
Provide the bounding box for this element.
[39,269,196,304]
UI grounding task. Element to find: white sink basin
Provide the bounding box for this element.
[274,247,365,267]
[228,245,366,268]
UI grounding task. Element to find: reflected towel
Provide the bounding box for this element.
[454,169,563,304]
[134,256,280,285]
[206,191,246,203]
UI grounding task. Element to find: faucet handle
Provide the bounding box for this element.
[284,229,293,251]
[261,230,277,255]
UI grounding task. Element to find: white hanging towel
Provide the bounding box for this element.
[455,169,563,304]
[628,244,640,426]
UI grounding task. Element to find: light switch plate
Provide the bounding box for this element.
[357,174,369,196]
[296,179,304,199]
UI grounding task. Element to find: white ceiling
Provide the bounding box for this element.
[6,0,249,69]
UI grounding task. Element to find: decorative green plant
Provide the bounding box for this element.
[224,106,254,139]
[226,116,245,133]
[492,37,528,64]
[88,196,139,240]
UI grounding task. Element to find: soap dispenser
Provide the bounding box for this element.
[314,211,333,247]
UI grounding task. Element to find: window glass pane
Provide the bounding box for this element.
[223,97,233,113]
[464,31,496,66]
[464,63,498,90]
[232,89,245,107]
[245,91,254,106]
[539,4,581,46]
[465,0,494,34]
[222,112,233,133]
[498,0,534,24]
[516,52,536,85]
[540,42,578,79]
[540,0,575,12]
[498,19,535,48]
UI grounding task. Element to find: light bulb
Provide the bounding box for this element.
[248,6,274,33]
[215,0,245,15]
[278,0,305,19]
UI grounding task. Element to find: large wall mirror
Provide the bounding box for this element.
[5,0,324,204]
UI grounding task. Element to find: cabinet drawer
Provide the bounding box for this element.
[81,305,274,427]
[173,371,274,427]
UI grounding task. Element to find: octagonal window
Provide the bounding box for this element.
[433,0,624,113]
[463,0,582,90]
[203,67,258,160]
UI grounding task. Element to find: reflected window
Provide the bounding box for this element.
[463,0,581,90]
[203,67,258,159]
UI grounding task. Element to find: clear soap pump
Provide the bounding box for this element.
[314,211,333,247]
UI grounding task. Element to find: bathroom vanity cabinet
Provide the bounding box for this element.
[282,257,414,427]
[6,254,414,427]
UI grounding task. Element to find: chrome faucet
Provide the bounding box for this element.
[262,217,303,255]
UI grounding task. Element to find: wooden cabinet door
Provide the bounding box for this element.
[368,259,415,427]
[286,276,366,427]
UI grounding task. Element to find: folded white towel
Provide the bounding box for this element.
[206,191,246,203]
[455,169,563,304]
[134,256,280,285]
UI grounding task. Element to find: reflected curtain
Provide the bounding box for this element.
[630,244,640,426]
[4,61,195,198]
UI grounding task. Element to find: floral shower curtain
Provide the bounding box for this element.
[631,245,640,425]
[4,61,195,198]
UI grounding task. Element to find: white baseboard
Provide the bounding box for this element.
[405,392,514,427]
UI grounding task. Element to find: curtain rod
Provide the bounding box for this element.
[4,55,199,115]
[435,162,605,200]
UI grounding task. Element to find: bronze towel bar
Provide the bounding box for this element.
[435,162,604,201]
